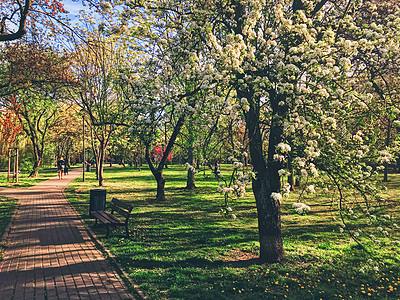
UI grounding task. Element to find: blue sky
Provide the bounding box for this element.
[63,0,85,16]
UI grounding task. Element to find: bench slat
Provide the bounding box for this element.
[91,198,132,237]
[110,203,131,219]
[94,211,124,224]
[91,211,112,224]
[111,198,133,212]
[104,212,124,224]
[96,211,117,224]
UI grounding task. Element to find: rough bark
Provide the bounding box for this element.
[29,159,41,178]
[0,0,31,42]
[145,116,185,201]
[185,118,196,189]
[241,88,285,263]
[186,151,196,189]
[97,142,106,186]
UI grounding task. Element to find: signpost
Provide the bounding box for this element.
[7,148,18,183]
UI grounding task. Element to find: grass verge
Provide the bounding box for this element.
[0,196,17,260]
[65,165,400,299]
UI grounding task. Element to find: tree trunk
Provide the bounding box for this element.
[145,148,166,201]
[252,174,285,263]
[383,162,388,182]
[247,118,285,263]
[383,120,391,182]
[242,88,285,263]
[145,116,185,201]
[186,118,196,189]
[66,146,71,167]
[28,143,43,178]
[29,159,41,178]
[155,170,166,201]
[98,144,105,186]
[287,157,295,191]
[186,167,196,189]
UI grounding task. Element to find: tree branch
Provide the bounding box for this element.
[0,0,31,42]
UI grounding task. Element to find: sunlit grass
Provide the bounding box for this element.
[0,164,82,188]
[0,168,57,188]
[65,164,400,299]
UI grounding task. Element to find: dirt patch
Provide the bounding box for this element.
[223,249,258,261]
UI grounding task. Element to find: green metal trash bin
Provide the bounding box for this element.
[89,189,106,218]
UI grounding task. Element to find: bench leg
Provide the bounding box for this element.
[106,225,110,237]
[125,224,129,237]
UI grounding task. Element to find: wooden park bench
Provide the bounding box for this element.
[91,198,133,237]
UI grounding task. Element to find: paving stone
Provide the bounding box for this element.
[0,169,133,299]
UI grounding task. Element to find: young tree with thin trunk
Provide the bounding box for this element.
[71,29,132,186]
[115,5,213,201]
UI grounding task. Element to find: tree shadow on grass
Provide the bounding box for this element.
[122,256,264,270]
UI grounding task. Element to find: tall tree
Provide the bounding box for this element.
[128,0,400,263]
[349,0,400,181]
[115,2,216,201]
[49,103,83,166]
[71,30,131,186]
[0,42,72,177]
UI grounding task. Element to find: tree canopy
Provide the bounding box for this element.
[1,0,400,263]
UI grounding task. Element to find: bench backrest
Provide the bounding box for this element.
[110,198,133,222]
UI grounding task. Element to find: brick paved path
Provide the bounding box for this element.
[0,169,132,299]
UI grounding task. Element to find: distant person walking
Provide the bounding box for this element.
[57,157,65,180]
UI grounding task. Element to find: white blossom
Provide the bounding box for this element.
[277,142,291,152]
[271,192,283,202]
[100,1,112,12]
[278,169,286,176]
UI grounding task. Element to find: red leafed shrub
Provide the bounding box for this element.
[152,146,172,163]
[0,95,23,146]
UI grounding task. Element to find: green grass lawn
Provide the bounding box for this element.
[0,196,17,260]
[0,165,81,188]
[65,165,400,299]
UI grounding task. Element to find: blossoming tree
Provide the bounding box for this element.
[348,1,400,181]
[142,0,400,262]
[113,0,221,201]
[101,0,400,263]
